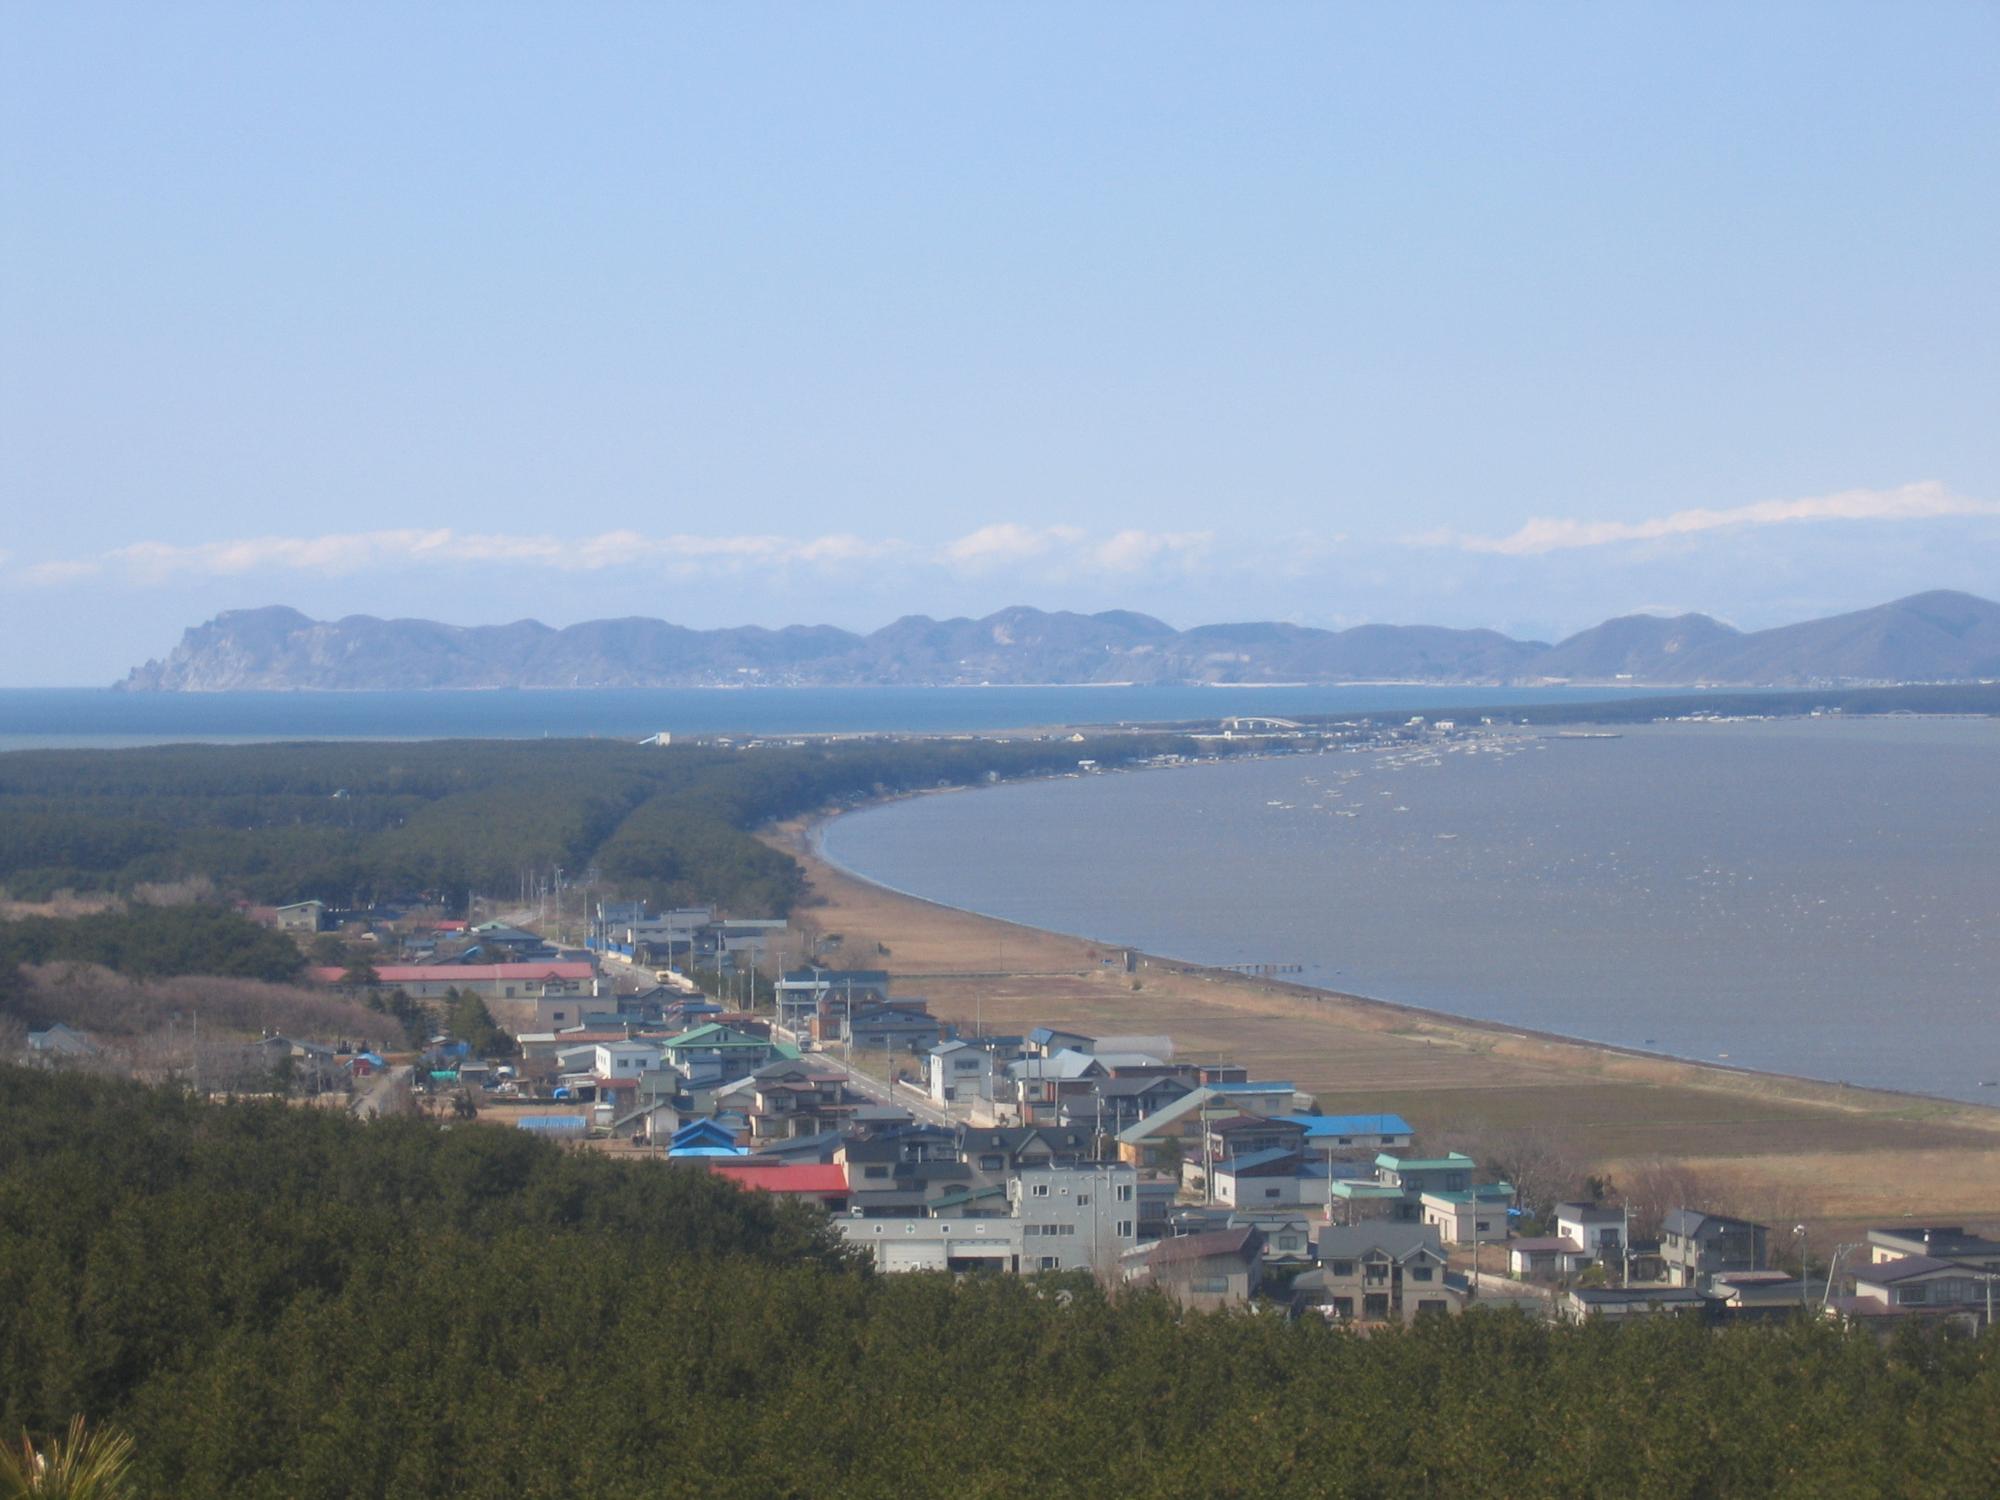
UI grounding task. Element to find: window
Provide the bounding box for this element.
[1039,1256,1060,1271]
[1022,1225,1040,1237]
[1058,1225,1076,1236]
[1896,1285,1929,1305]
[1032,1184,1050,1197]
[979,1155,1003,1171]
[1416,1299,1449,1316]
[1264,1188,1281,1200]
[1332,1296,1354,1318]
[1076,1195,1090,1207]
[1330,1260,1355,1277]
[552,1011,567,1024]
[1117,1221,1133,1238]
[1190,1277,1229,1294]
[1277,1235,1301,1251]
[864,1166,888,1180]
[1411,1266,1433,1282]
[1117,1184,1134,1203]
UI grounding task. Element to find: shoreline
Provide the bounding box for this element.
[765,791,2000,1235]
[794,799,2000,1129]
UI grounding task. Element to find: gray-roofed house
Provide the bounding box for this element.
[1865,1226,2000,1270]
[1555,1201,1629,1263]
[1508,1236,1589,1280]
[25,1023,98,1060]
[1299,1223,1464,1324]
[1661,1210,1769,1289]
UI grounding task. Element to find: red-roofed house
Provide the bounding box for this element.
[708,1163,851,1211]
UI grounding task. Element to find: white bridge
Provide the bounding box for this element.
[1220,715,1303,732]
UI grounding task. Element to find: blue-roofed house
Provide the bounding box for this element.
[668,1118,748,1158]
[1285,1113,1416,1152]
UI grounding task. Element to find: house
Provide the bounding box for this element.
[611,1098,682,1146]
[1373,1151,1476,1196]
[1230,1211,1315,1266]
[1865,1226,2000,1270]
[1066,1074,1192,1135]
[307,961,598,1003]
[1130,1227,1264,1311]
[343,1051,387,1079]
[1421,1184,1516,1246]
[666,1118,747,1159]
[25,1023,97,1059]
[1114,1083,1304,1170]
[1661,1210,1769,1289]
[272,899,328,933]
[1705,1269,1818,1321]
[1025,1025,1096,1058]
[1283,1113,1416,1152]
[928,1040,997,1106]
[1004,1050,1108,1125]
[746,1129,845,1166]
[592,1040,664,1079]
[745,1058,854,1140]
[1555,1202,1629,1263]
[839,1126,970,1215]
[659,1023,797,1084]
[1839,1256,2000,1328]
[775,969,891,1032]
[531,991,620,1030]
[1203,1113,1308,1165]
[708,1163,852,1212]
[1211,1148,1327,1210]
[960,1126,1098,1174]
[1564,1286,1712,1322]
[1508,1236,1589,1280]
[1299,1223,1464,1324]
[848,1000,949,1055]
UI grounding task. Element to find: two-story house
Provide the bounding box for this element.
[1661,1209,1769,1288]
[1555,1202,1629,1263]
[1297,1223,1465,1324]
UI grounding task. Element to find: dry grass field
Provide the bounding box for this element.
[769,813,2000,1243]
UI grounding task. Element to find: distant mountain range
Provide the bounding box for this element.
[118,591,2000,691]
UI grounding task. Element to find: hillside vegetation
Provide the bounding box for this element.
[2,1069,1998,1499]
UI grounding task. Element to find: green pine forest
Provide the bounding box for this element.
[0,735,1207,911]
[2,1068,1998,1499]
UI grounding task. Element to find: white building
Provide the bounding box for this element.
[928,1040,997,1107]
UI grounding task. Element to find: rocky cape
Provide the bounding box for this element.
[119,591,2000,691]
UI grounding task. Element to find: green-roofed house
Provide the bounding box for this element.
[660,1023,799,1086]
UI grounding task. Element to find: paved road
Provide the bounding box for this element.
[824,1052,955,1129]
[351,1063,413,1120]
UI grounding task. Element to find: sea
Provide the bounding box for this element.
[822,716,2000,1105]
[0,683,1637,752]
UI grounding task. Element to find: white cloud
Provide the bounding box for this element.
[15,524,1216,588]
[1415,481,1999,556]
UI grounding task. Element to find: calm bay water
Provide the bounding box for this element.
[0,683,1634,751]
[823,717,2000,1104]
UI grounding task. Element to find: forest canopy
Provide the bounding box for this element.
[0,734,1208,911]
[2,1068,1998,1500]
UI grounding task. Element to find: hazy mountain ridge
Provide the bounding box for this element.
[119,591,2000,691]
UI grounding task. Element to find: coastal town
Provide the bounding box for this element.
[22,889,2000,1337]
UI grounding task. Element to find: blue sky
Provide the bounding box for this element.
[3,2,1996,682]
